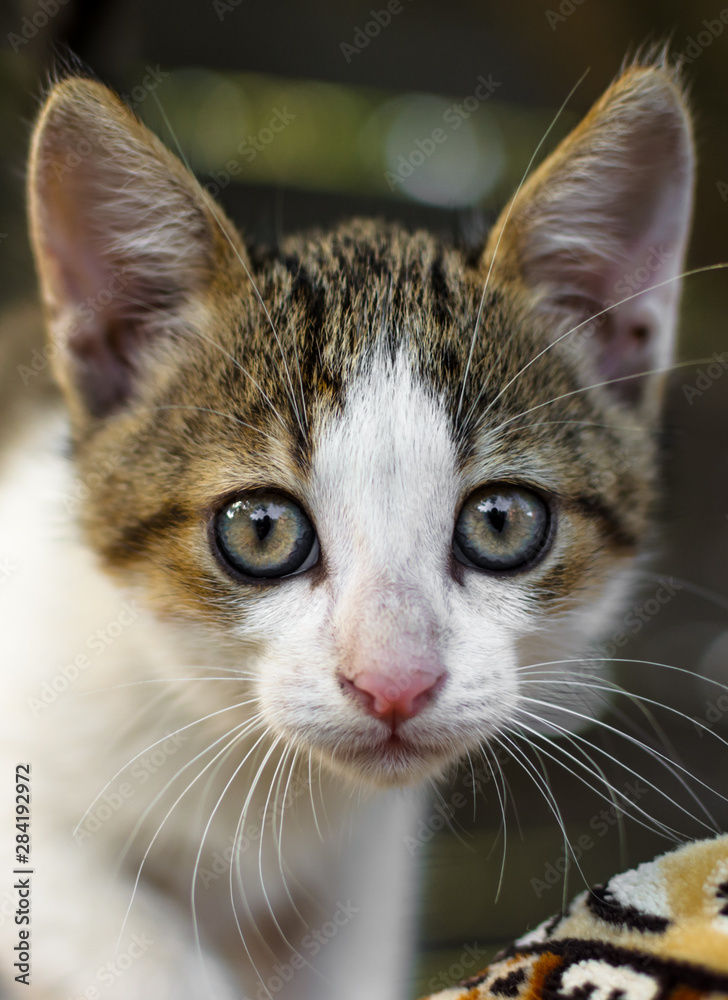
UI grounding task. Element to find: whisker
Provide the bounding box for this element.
[479,745,508,901]
[72,676,256,698]
[117,718,261,951]
[464,747,478,824]
[257,741,293,935]
[494,731,588,894]
[507,719,687,899]
[456,69,590,425]
[516,672,728,818]
[516,716,696,853]
[517,669,687,777]
[114,291,288,430]
[275,746,307,924]
[528,739,574,911]
[516,659,728,750]
[512,707,690,837]
[308,750,324,842]
[634,569,728,615]
[191,728,277,995]
[515,696,725,821]
[474,262,728,427]
[484,351,728,438]
[132,403,278,443]
[115,714,265,878]
[74,698,259,837]
[430,781,473,851]
[515,656,728,700]
[229,744,281,988]
[151,92,307,438]
[238,736,308,986]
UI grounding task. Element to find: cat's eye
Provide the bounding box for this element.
[453,485,551,573]
[214,492,319,580]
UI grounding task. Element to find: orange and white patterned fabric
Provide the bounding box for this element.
[422,836,728,1000]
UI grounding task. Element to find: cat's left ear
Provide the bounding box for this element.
[483,62,694,408]
[27,75,247,425]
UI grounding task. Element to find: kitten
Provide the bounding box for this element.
[0,56,694,999]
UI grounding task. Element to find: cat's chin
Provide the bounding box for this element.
[316,734,457,789]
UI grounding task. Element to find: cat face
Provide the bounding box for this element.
[27,62,693,787]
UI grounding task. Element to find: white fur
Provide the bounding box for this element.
[0,350,625,999]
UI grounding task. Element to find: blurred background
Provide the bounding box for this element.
[2,1,728,995]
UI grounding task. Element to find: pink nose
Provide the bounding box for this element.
[344,669,445,723]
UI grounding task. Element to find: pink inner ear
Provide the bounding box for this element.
[29,84,220,420]
[37,188,154,417]
[493,67,694,407]
[587,220,689,399]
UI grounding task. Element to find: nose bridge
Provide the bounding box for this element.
[337,574,442,680]
[370,580,436,652]
[335,574,448,725]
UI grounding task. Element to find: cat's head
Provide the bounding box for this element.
[27,61,693,787]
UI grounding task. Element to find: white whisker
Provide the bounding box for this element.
[479,745,508,901]
[74,698,259,838]
[151,93,307,438]
[514,697,724,823]
[115,290,289,430]
[474,262,728,428]
[495,731,588,896]
[485,350,728,438]
[117,717,261,951]
[456,69,590,425]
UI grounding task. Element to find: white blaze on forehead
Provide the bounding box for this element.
[309,348,459,593]
[307,349,462,688]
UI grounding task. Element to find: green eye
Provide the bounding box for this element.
[215,492,318,580]
[453,485,551,572]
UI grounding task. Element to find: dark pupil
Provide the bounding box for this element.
[254,512,273,542]
[486,505,507,533]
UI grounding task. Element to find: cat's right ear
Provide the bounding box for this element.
[27,76,247,425]
[482,61,694,412]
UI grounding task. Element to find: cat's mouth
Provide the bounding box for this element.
[322,728,456,787]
